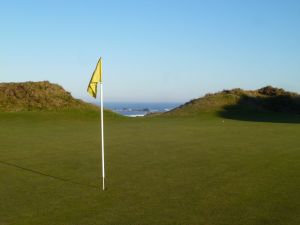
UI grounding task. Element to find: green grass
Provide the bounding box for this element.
[0,111,300,225]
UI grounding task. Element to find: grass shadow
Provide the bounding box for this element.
[0,160,100,189]
[218,95,300,124]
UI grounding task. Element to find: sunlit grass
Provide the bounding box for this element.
[0,111,299,225]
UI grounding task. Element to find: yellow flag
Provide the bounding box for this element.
[87,58,102,98]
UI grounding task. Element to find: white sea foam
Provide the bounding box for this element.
[127,114,145,117]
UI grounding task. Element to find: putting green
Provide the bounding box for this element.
[0,111,299,225]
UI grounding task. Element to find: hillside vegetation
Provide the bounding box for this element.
[0,81,98,112]
[166,86,300,116]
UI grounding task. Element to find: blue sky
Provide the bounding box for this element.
[1,0,300,103]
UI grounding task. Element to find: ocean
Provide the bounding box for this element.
[98,102,181,117]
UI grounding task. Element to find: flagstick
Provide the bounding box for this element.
[100,82,105,190]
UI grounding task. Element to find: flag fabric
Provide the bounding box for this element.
[87,58,102,98]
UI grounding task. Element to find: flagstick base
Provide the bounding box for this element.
[102,177,105,191]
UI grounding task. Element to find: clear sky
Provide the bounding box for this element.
[1,0,300,103]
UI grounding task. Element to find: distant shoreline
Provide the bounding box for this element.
[91,102,181,117]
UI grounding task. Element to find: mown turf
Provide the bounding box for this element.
[0,111,299,225]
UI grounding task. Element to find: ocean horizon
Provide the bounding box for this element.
[92,102,182,117]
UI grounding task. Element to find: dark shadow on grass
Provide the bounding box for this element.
[218,95,300,124]
[0,160,100,189]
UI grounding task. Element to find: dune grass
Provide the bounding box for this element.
[0,111,299,225]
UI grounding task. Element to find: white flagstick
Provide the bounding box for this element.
[100,82,105,190]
